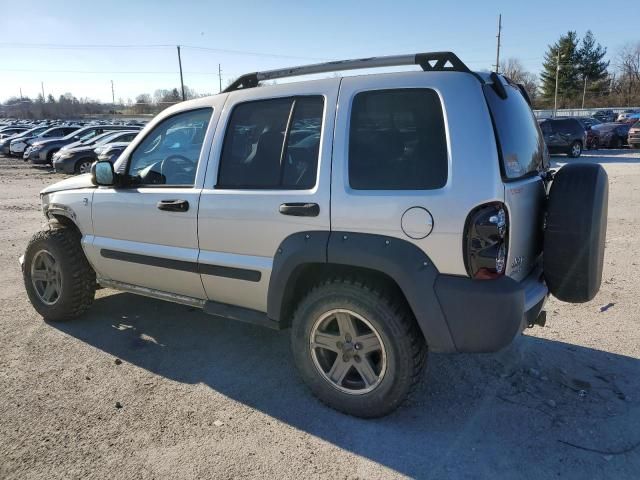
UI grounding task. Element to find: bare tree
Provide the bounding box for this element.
[614,42,640,106]
[499,58,539,103]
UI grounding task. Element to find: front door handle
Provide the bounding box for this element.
[279,202,320,217]
[157,199,189,212]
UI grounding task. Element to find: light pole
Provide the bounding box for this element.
[553,50,562,118]
[581,76,588,110]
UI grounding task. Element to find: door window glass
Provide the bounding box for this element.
[125,108,212,186]
[217,96,324,189]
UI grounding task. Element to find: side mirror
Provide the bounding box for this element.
[91,160,115,186]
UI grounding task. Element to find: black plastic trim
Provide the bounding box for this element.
[100,249,261,282]
[199,263,261,282]
[268,231,534,353]
[326,232,456,353]
[267,231,329,321]
[204,300,280,329]
[434,274,524,353]
[223,73,259,93]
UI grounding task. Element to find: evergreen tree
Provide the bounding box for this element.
[576,30,609,95]
[540,31,581,106]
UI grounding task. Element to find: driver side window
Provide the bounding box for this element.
[127,108,212,186]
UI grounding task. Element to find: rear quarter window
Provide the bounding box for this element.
[348,88,448,190]
[484,82,546,179]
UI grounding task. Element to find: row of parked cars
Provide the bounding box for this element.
[0,118,146,174]
[538,109,640,157]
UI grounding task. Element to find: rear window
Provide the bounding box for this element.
[349,89,448,190]
[484,83,546,179]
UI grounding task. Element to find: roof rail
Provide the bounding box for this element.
[223,51,475,92]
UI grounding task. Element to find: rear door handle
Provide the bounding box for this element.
[279,202,320,217]
[157,199,189,212]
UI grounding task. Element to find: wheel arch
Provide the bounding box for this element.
[267,231,457,352]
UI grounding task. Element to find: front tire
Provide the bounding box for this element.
[75,158,94,174]
[291,277,427,418]
[23,227,96,321]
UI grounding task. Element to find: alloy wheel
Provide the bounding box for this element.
[309,309,387,395]
[30,250,62,305]
[78,161,93,174]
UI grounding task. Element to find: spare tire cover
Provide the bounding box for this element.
[544,163,608,302]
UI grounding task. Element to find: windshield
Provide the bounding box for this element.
[484,81,547,179]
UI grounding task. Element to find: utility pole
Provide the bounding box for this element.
[41,82,45,100]
[495,14,502,73]
[19,88,23,100]
[581,76,588,109]
[111,80,115,104]
[553,49,561,118]
[218,64,222,93]
[177,45,186,101]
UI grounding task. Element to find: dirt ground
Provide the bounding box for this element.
[0,150,639,480]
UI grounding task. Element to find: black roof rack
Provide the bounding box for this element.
[224,51,477,93]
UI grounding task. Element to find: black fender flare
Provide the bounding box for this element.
[267,231,457,353]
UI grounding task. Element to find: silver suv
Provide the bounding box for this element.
[21,52,609,417]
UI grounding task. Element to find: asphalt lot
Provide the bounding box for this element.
[0,150,639,479]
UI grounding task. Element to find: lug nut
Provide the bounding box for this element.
[354,343,362,350]
[345,333,352,342]
[336,341,343,349]
[342,354,350,362]
[354,355,361,363]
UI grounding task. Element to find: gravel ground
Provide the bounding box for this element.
[0,151,639,479]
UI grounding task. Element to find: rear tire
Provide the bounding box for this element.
[567,141,582,158]
[23,227,96,321]
[291,277,427,418]
[544,163,608,303]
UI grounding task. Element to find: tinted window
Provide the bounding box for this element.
[125,108,212,186]
[218,96,324,189]
[484,83,546,179]
[557,119,582,134]
[349,89,447,190]
[539,121,552,134]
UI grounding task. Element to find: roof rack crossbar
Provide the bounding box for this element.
[223,51,472,92]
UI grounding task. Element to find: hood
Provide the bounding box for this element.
[40,174,95,195]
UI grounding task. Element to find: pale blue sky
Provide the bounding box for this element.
[0,0,636,103]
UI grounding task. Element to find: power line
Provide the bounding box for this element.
[0,42,331,60]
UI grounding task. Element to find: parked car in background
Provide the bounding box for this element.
[53,130,140,174]
[538,118,586,157]
[591,122,632,148]
[621,113,640,124]
[570,117,601,149]
[616,110,640,122]
[1,126,49,154]
[628,121,640,149]
[593,109,616,123]
[10,126,79,156]
[96,142,129,166]
[0,126,29,140]
[25,125,140,165]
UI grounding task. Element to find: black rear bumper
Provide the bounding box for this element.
[434,268,547,353]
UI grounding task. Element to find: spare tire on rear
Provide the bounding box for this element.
[543,163,608,303]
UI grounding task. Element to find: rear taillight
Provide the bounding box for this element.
[463,203,509,280]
